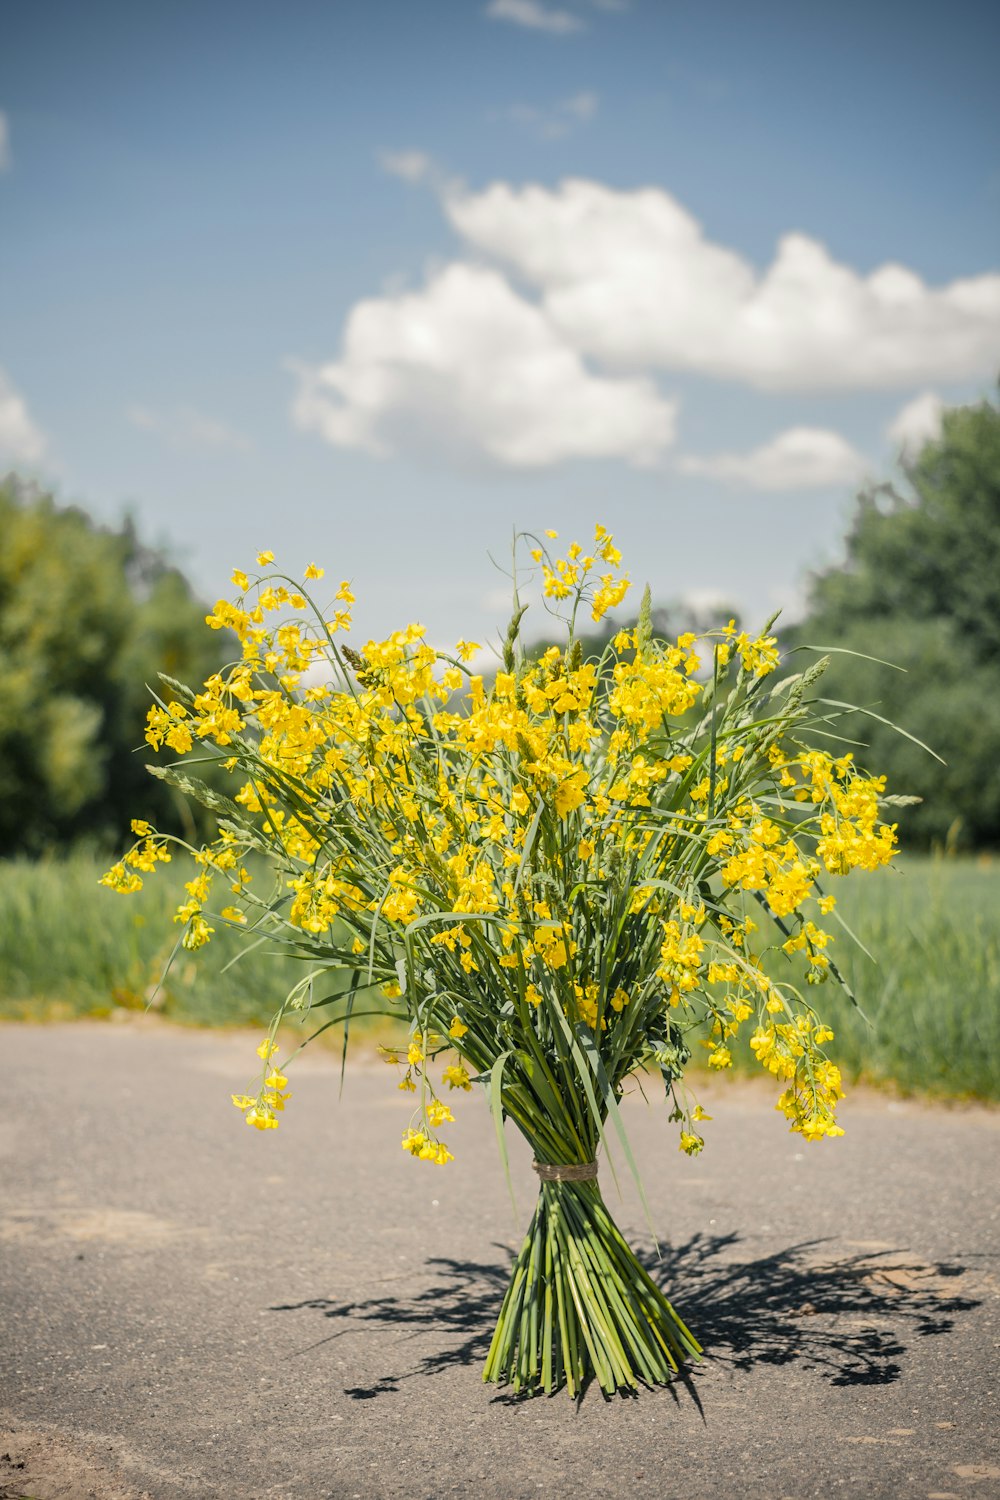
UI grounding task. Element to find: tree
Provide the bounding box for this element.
[0,479,230,853]
[791,391,1000,847]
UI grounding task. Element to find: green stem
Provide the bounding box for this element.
[483,1176,701,1397]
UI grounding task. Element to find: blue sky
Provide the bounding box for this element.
[1,0,998,655]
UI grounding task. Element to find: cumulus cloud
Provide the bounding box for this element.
[0,112,10,171]
[301,171,999,474]
[445,178,1000,391]
[127,405,252,452]
[886,391,945,457]
[678,427,868,491]
[0,367,46,466]
[290,261,675,469]
[499,91,598,140]
[484,0,584,34]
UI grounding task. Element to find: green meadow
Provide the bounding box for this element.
[1,851,997,1100]
[0,853,305,1029]
[745,854,1000,1101]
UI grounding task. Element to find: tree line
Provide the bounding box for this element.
[0,480,228,853]
[790,393,1000,848]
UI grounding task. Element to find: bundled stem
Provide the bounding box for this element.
[484,1175,701,1397]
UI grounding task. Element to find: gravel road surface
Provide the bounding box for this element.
[1,1021,998,1500]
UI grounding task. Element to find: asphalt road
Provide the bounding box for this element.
[1,1021,998,1500]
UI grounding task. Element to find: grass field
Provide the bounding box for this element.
[749,855,1000,1100]
[0,851,997,1099]
[0,853,307,1028]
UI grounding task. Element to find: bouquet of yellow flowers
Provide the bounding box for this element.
[103,525,900,1397]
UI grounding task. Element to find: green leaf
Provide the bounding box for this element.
[792,643,907,671]
[514,797,546,895]
[488,1050,517,1217]
[575,1025,658,1247]
[816,700,946,764]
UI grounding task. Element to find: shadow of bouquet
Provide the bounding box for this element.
[269,1230,979,1402]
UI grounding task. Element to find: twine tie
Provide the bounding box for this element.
[532,1160,598,1183]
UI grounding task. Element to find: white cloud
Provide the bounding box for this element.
[127,405,252,452]
[678,427,868,490]
[563,90,598,119]
[445,178,1000,391]
[680,587,734,614]
[886,391,945,457]
[379,149,433,184]
[378,150,464,200]
[484,0,584,34]
[290,261,676,469]
[499,91,598,140]
[482,584,519,614]
[0,112,10,171]
[0,367,46,466]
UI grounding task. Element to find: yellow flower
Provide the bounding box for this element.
[99,862,143,894]
[448,1016,469,1040]
[735,630,779,677]
[231,569,250,591]
[553,770,587,818]
[181,914,213,950]
[304,563,324,580]
[256,1039,278,1061]
[256,550,274,566]
[591,573,631,623]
